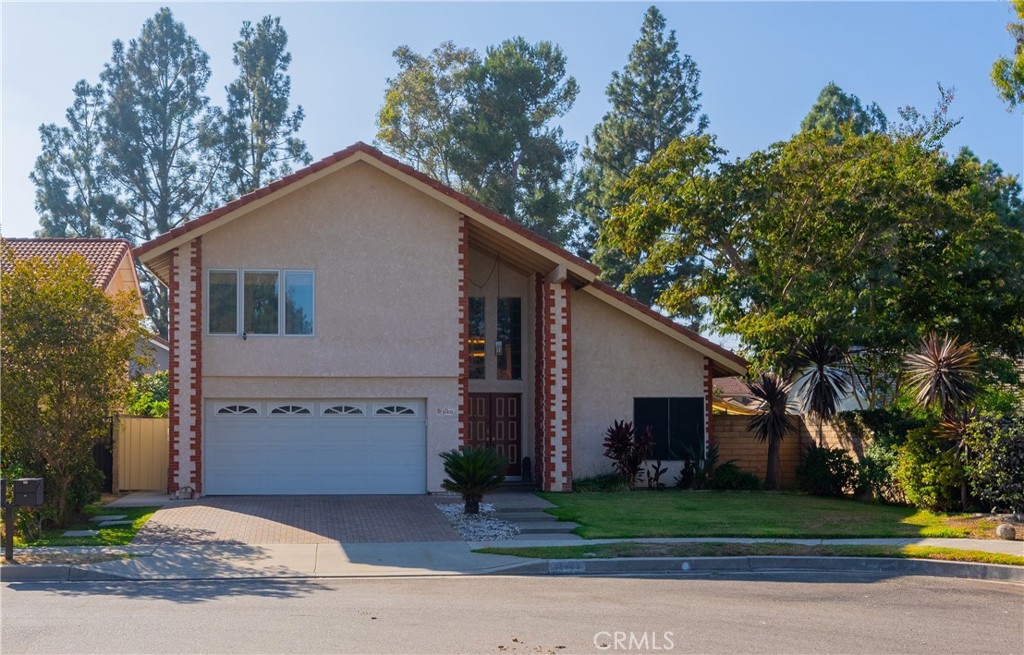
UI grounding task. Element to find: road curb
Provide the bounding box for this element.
[1,564,131,582]
[501,556,1024,583]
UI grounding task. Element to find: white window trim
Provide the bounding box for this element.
[206,268,315,338]
[214,402,262,416]
[372,403,419,417]
[268,403,315,416]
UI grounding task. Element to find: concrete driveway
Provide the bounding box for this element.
[132,495,460,545]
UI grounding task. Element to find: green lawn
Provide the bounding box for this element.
[477,542,1024,567]
[538,491,1003,539]
[11,504,159,547]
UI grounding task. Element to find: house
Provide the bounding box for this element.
[1,237,168,373]
[134,142,747,496]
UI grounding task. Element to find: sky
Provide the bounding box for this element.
[2,0,1021,243]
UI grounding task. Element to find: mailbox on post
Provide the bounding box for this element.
[12,478,43,507]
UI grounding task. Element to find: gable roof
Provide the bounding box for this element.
[134,142,599,284]
[2,237,134,291]
[133,141,746,376]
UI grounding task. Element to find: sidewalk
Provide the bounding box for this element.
[2,536,1019,582]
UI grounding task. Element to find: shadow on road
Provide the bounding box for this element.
[2,577,334,603]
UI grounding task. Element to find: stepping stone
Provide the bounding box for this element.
[89,515,127,523]
[62,530,98,537]
[98,520,135,528]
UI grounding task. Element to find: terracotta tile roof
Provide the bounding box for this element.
[1,238,133,290]
[134,142,601,276]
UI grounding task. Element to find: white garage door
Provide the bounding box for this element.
[204,400,426,495]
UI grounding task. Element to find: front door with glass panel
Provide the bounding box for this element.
[468,392,522,476]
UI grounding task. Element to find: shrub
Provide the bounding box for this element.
[126,371,169,418]
[646,460,668,490]
[797,446,859,497]
[857,442,906,505]
[964,412,1024,514]
[895,426,963,512]
[675,443,719,490]
[602,420,653,489]
[440,447,506,514]
[573,473,629,493]
[711,462,763,491]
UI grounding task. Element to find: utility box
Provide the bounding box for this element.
[12,478,43,507]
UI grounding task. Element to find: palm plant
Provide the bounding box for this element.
[795,336,852,447]
[747,372,794,490]
[903,332,978,508]
[440,447,506,514]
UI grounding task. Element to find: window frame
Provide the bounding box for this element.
[207,268,315,338]
[633,396,706,461]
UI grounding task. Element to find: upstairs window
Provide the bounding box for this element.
[209,269,314,336]
[496,297,521,380]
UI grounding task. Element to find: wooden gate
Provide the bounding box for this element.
[113,416,169,492]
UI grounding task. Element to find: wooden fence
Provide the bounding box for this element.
[113,415,168,492]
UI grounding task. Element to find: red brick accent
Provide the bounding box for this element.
[533,273,546,487]
[544,282,557,491]
[457,217,469,447]
[166,247,180,494]
[560,280,572,491]
[188,238,203,493]
[703,358,714,453]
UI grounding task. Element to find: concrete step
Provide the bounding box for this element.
[516,521,579,535]
[494,510,557,522]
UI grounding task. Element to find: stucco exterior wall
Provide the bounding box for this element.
[198,161,463,492]
[202,161,461,379]
[570,288,707,479]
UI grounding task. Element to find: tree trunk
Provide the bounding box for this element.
[464,496,481,515]
[765,438,781,490]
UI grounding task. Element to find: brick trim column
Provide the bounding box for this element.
[535,276,572,492]
[188,238,203,493]
[167,248,180,493]
[457,217,469,447]
[167,239,203,497]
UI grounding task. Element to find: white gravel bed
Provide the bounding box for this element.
[435,502,520,541]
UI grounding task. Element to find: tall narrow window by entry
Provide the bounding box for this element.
[468,297,485,379]
[497,297,521,380]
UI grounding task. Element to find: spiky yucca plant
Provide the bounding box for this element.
[747,372,794,490]
[796,336,852,447]
[903,332,978,419]
[440,447,506,514]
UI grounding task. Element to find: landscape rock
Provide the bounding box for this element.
[995,523,1016,540]
[436,503,519,541]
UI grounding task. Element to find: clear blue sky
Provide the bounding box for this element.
[2,1,1021,241]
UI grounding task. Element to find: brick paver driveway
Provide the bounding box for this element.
[133,496,459,545]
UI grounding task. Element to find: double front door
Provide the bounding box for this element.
[467,392,522,476]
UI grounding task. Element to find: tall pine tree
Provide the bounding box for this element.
[580,5,707,309]
[377,37,579,245]
[31,81,119,238]
[800,82,887,139]
[223,16,311,198]
[100,8,223,334]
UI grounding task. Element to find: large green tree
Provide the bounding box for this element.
[377,41,479,187]
[992,0,1024,109]
[100,8,223,334]
[1,248,145,526]
[800,82,887,139]
[579,5,707,307]
[223,16,311,198]
[377,37,579,245]
[602,125,1024,396]
[31,81,119,238]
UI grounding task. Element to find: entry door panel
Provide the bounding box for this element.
[467,392,522,475]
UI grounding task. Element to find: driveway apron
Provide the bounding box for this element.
[132,495,459,545]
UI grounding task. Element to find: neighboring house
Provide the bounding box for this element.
[134,142,747,496]
[713,376,760,415]
[1,238,167,373]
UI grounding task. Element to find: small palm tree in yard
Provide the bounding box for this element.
[903,332,979,508]
[747,372,794,490]
[795,336,852,447]
[440,447,506,514]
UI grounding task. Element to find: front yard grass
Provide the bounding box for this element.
[538,491,1005,539]
[8,504,159,547]
[476,542,1024,567]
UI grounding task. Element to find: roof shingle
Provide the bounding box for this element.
[1,238,133,290]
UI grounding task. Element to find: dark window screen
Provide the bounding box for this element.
[634,397,705,460]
